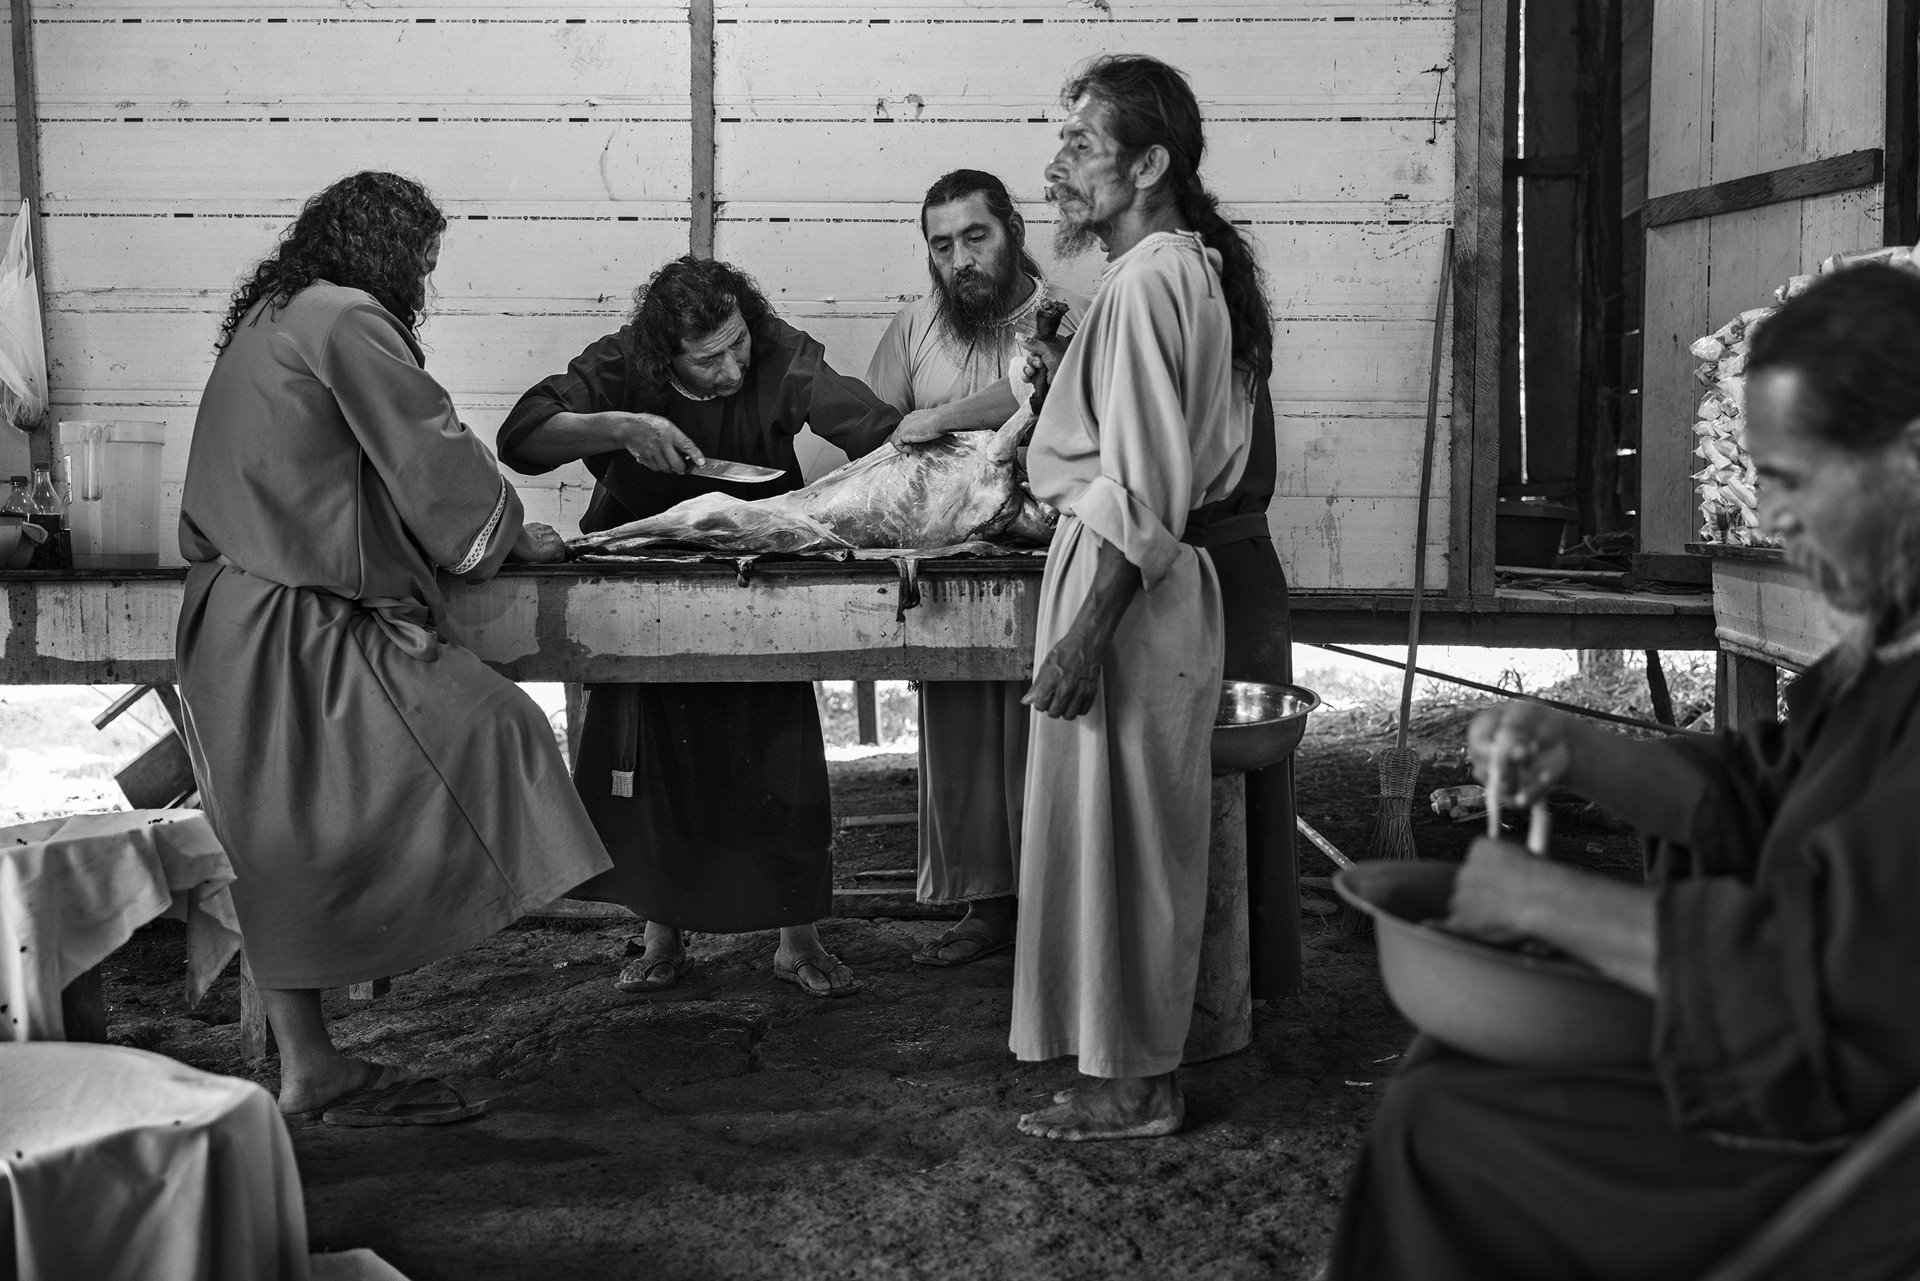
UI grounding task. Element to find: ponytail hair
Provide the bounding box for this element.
[1062,55,1273,383]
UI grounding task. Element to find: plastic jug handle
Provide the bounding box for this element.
[19,521,46,545]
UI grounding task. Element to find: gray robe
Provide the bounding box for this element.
[175,283,610,989]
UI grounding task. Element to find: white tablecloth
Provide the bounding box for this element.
[0,809,241,1041]
[0,1042,309,1281]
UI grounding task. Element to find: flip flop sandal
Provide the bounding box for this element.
[615,954,689,993]
[321,1077,497,1128]
[773,953,863,999]
[283,1062,411,1125]
[911,924,1015,968]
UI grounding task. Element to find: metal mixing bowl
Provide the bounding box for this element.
[1334,860,1653,1066]
[1210,680,1320,774]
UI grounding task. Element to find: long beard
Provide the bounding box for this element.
[931,263,1027,352]
[1051,217,1104,260]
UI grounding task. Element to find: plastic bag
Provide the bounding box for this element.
[0,200,48,431]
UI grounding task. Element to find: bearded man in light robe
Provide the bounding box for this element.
[865,168,1087,966]
[1008,55,1275,1142]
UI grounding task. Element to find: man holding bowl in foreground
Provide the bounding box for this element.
[1329,265,1920,1279]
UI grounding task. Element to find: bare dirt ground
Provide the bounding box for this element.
[62,663,1687,1281]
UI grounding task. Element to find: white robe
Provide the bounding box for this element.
[865,280,1088,905]
[1010,232,1250,1077]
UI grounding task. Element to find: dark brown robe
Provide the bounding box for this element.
[498,316,898,931]
[1330,651,1920,1280]
[175,284,611,989]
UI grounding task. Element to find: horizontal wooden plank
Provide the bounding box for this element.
[48,302,1453,404]
[715,18,1453,116]
[1268,494,1446,590]
[40,1,689,14]
[1273,408,1450,497]
[715,0,1452,17]
[42,213,691,300]
[39,120,692,206]
[715,118,1455,204]
[719,208,1453,316]
[38,203,1445,311]
[35,19,689,109]
[1642,149,1883,228]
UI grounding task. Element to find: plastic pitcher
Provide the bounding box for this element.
[58,420,166,569]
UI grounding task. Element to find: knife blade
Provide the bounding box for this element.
[691,458,785,484]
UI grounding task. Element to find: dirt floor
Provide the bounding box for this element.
[79,676,1665,1281]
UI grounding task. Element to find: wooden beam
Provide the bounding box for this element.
[1640,149,1884,229]
[689,0,716,259]
[1887,0,1920,247]
[1450,0,1513,604]
[8,0,49,467]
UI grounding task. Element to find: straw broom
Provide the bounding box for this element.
[1365,229,1453,862]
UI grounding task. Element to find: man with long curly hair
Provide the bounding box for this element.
[176,171,610,1126]
[1008,56,1278,1142]
[498,256,899,998]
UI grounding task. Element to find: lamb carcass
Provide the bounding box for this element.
[572,408,1055,556]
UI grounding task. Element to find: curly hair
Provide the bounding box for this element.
[627,256,775,387]
[1062,55,1273,383]
[216,171,447,351]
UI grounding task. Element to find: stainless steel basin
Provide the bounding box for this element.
[1210,680,1319,774]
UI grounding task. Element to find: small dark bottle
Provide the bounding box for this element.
[26,462,69,570]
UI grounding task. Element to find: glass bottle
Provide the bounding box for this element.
[26,464,67,570]
[0,475,28,518]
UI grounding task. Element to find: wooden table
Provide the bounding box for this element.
[1697,544,1838,729]
[1,561,1719,686]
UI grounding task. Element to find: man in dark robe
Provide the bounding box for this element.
[1329,265,1920,1279]
[497,255,898,997]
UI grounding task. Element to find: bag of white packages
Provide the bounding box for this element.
[0,199,47,432]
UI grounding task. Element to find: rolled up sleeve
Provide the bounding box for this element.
[1067,269,1193,590]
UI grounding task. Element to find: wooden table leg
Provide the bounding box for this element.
[1716,652,1780,731]
[854,680,879,745]
[59,965,109,1043]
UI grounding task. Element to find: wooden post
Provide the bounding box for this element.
[1716,652,1779,731]
[1450,0,1514,602]
[689,0,716,258]
[1885,0,1920,248]
[8,0,51,472]
[854,679,879,745]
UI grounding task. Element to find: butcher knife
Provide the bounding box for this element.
[690,458,785,483]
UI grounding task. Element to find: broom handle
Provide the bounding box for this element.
[1396,228,1455,751]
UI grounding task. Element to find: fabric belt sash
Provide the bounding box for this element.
[1180,510,1271,549]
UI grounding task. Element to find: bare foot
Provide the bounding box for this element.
[1018,1073,1183,1142]
[279,1057,409,1117]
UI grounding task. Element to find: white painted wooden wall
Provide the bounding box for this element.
[12,0,1452,590]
